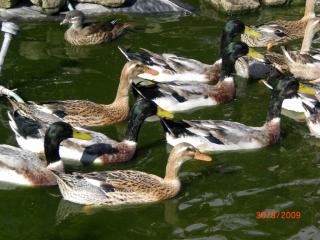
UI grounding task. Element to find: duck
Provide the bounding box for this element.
[52,143,212,206]
[131,41,261,113]
[7,98,173,165]
[5,61,153,127]
[281,17,320,84]
[241,0,317,49]
[159,76,299,152]
[0,121,92,186]
[265,17,320,83]
[119,19,271,83]
[61,10,130,46]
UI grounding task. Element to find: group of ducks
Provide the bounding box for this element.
[0,0,320,207]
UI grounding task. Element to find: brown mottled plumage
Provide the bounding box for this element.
[241,0,316,48]
[61,10,130,46]
[52,143,212,206]
[12,61,150,127]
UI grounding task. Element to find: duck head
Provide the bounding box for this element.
[45,122,92,170]
[125,99,173,142]
[60,10,85,28]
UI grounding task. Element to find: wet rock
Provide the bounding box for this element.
[77,0,125,7]
[0,0,17,9]
[209,0,260,14]
[30,0,66,15]
[262,0,286,6]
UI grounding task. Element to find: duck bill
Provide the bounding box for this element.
[298,83,317,95]
[194,151,212,162]
[143,66,159,76]
[248,48,265,61]
[60,19,69,25]
[157,106,174,119]
[244,26,262,37]
[267,42,273,51]
[72,129,93,140]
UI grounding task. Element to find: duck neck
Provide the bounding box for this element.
[301,20,317,52]
[124,110,146,143]
[164,155,182,182]
[219,31,233,56]
[266,91,284,123]
[114,64,135,103]
[44,135,62,165]
[220,58,235,80]
[71,20,83,30]
[301,0,316,21]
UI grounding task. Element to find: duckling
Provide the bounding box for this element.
[5,61,152,127]
[52,143,211,206]
[8,99,173,165]
[159,76,299,152]
[119,20,269,83]
[241,0,317,49]
[61,10,130,46]
[0,122,92,186]
[131,41,261,113]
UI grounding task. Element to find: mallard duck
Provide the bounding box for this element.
[52,143,212,206]
[241,0,316,49]
[0,121,92,186]
[61,10,130,46]
[5,61,153,127]
[8,99,173,165]
[159,76,299,152]
[131,41,261,113]
[119,20,270,82]
[266,18,320,82]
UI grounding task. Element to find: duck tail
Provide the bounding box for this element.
[7,110,21,137]
[281,46,294,63]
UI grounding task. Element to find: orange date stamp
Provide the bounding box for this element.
[256,211,301,220]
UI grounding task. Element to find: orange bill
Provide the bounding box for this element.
[194,151,212,161]
[267,42,273,51]
[144,67,159,76]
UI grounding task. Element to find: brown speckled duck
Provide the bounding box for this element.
[61,10,130,46]
[10,61,153,127]
[52,143,212,206]
[241,0,317,49]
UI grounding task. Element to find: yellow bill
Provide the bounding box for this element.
[248,48,265,61]
[298,83,317,95]
[244,26,262,37]
[157,106,174,119]
[72,129,93,140]
[194,151,212,162]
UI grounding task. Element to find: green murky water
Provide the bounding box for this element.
[1,1,320,239]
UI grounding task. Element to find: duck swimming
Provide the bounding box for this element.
[5,61,153,127]
[131,41,261,113]
[61,10,130,46]
[7,99,173,165]
[119,20,267,83]
[241,0,317,49]
[159,77,299,152]
[0,121,92,186]
[52,143,212,206]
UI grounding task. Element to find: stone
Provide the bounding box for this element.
[30,0,66,15]
[0,0,17,9]
[77,0,125,8]
[262,0,287,6]
[209,0,260,14]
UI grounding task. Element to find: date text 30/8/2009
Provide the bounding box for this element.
[256,211,301,219]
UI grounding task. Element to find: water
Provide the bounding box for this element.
[1,1,320,239]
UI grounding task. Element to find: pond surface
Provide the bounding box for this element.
[1,1,320,239]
